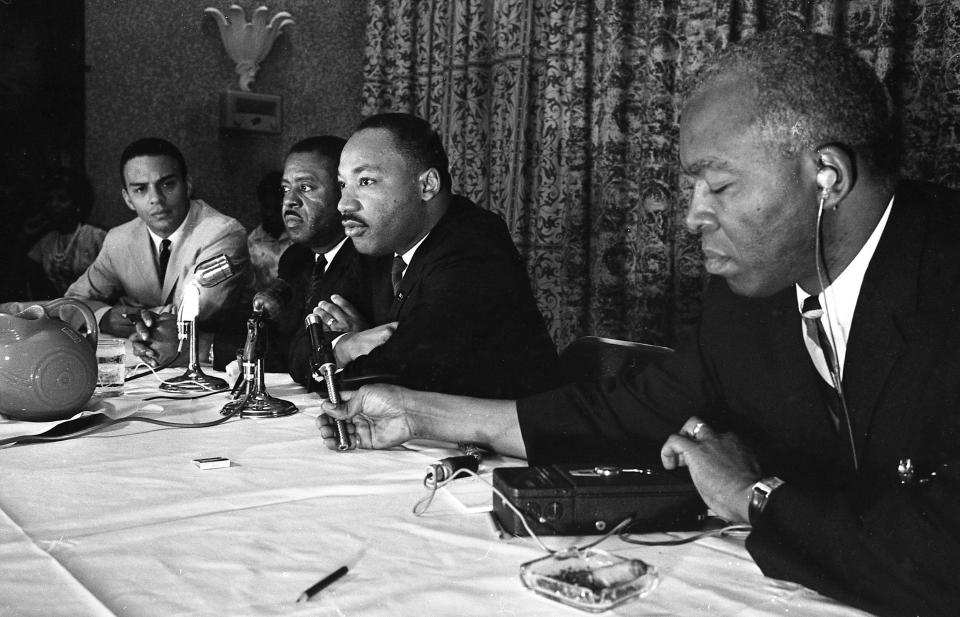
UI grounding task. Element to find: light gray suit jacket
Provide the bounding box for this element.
[66,199,249,322]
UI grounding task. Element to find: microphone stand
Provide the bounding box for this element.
[221,309,297,418]
[160,256,239,394]
[159,315,228,393]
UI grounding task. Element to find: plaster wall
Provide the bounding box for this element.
[85,0,368,230]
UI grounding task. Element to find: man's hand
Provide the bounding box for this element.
[100,305,150,338]
[332,322,398,364]
[252,289,283,319]
[317,384,414,450]
[660,417,762,523]
[314,294,370,333]
[129,311,181,368]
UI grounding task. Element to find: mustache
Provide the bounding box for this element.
[341,214,366,225]
[282,208,303,219]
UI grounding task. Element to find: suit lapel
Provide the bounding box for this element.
[388,201,461,319]
[161,201,200,304]
[842,189,921,458]
[128,222,162,306]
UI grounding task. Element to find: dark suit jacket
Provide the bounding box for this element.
[517,180,960,617]
[213,239,380,375]
[284,240,385,386]
[332,195,560,399]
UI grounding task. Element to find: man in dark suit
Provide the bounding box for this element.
[315,33,960,617]
[244,136,382,380]
[309,112,559,399]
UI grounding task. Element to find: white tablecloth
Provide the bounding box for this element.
[0,370,876,617]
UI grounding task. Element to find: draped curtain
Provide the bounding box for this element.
[361,0,960,351]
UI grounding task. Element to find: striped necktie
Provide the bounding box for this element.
[800,295,842,430]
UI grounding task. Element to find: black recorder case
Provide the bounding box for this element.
[492,464,706,536]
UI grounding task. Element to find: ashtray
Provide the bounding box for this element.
[519,548,658,612]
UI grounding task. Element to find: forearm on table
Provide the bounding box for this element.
[401,389,527,459]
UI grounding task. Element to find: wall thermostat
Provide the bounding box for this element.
[220,90,282,133]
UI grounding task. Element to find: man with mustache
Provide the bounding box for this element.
[317,33,960,616]
[310,112,560,398]
[250,135,385,380]
[64,138,249,362]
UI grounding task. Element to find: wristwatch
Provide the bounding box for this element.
[749,476,785,524]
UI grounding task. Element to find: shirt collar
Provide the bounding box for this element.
[318,237,348,272]
[397,232,430,276]
[796,194,895,320]
[147,201,192,254]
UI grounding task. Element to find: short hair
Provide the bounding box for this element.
[257,170,282,200]
[119,137,188,186]
[356,113,452,192]
[287,135,347,174]
[686,30,899,176]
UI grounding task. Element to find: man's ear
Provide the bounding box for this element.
[418,168,441,202]
[185,175,194,200]
[815,144,856,211]
[121,188,135,212]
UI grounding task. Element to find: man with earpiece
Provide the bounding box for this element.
[316,31,960,617]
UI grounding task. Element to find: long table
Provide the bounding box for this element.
[0,369,876,617]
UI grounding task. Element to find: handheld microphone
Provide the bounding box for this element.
[305,313,351,451]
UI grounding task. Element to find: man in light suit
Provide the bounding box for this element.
[316,33,960,616]
[65,137,248,363]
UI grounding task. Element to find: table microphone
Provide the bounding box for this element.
[161,254,238,393]
[194,254,237,288]
[305,314,351,451]
[252,279,293,318]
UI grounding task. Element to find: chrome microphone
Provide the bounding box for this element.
[160,254,238,393]
[305,313,351,451]
[194,254,236,287]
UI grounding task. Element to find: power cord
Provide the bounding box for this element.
[0,388,247,447]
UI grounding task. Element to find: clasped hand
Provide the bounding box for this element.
[127,310,180,368]
[660,416,762,523]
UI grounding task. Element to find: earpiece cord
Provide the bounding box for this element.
[815,197,860,472]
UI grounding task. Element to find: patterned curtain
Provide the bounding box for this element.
[361,0,960,351]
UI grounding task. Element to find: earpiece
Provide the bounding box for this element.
[816,166,838,192]
[816,165,839,210]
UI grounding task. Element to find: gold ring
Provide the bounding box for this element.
[691,422,705,439]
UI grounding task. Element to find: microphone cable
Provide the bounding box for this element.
[0,389,249,447]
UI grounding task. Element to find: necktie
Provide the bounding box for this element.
[800,295,842,430]
[307,254,327,310]
[157,239,171,284]
[391,255,406,296]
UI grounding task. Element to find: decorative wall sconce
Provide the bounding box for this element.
[204,4,294,92]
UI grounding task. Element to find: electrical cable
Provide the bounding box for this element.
[619,523,750,546]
